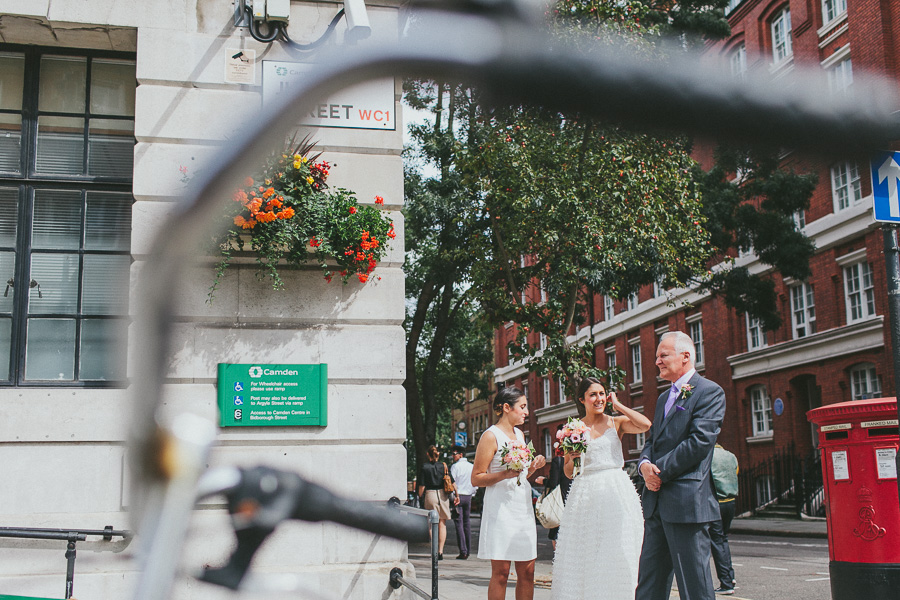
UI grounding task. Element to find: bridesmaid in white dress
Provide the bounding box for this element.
[472,386,547,600]
[551,377,652,600]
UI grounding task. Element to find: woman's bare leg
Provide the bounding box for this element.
[488,560,511,600]
[514,559,536,600]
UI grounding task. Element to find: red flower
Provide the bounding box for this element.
[349,206,357,214]
[374,196,384,205]
[358,273,368,283]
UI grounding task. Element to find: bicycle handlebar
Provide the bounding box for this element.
[198,467,429,590]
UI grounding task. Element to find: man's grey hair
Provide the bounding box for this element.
[660,331,696,365]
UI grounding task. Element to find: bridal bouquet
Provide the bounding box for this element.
[555,417,590,476]
[499,440,535,486]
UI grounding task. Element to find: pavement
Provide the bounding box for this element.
[405,515,828,599]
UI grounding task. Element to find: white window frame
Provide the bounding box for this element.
[604,296,615,320]
[747,314,767,350]
[750,385,773,437]
[792,209,806,230]
[689,319,704,366]
[790,282,816,339]
[543,429,552,458]
[771,7,793,64]
[850,363,882,400]
[522,382,529,404]
[827,57,853,95]
[542,377,550,408]
[634,430,646,451]
[630,340,642,383]
[539,332,548,351]
[626,292,638,311]
[558,377,565,403]
[730,43,747,80]
[831,161,862,212]
[843,261,876,323]
[822,0,847,26]
[606,347,616,370]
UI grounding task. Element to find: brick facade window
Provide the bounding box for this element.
[831,161,862,211]
[542,376,550,407]
[746,314,767,350]
[607,347,616,370]
[558,377,565,403]
[630,340,642,383]
[792,209,806,230]
[843,260,876,323]
[750,385,774,436]
[522,382,529,404]
[850,363,882,400]
[604,295,615,320]
[730,43,747,80]
[827,57,853,94]
[790,282,816,338]
[771,7,793,64]
[627,292,638,311]
[635,430,645,450]
[689,320,704,365]
[822,0,847,25]
[543,428,552,457]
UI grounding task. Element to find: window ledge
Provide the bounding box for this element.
[747,433,774,444]
[817,12,848,41]
[769,56,795,78]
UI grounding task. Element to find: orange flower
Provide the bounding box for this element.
[263,187,275,199]
[279,207,295,219]
[356,251,366,261]
[244,177,254,186]
[358,273,368,283]
[234,215,247,227]
[243,219,257,229]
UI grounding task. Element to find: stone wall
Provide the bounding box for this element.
[0,1,409,598]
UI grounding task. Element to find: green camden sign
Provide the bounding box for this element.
[217,363,327,427]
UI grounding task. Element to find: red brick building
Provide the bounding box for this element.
[491,0,896,506]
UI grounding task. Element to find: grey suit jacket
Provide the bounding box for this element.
[638,372,726,523]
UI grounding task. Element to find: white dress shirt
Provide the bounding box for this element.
[450,457,476,495]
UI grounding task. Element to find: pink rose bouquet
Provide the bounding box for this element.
[499,440,535,486]
[554,416,590,476]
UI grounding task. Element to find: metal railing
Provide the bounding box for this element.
[736,443,824,518]
[387,502,441,600]
[0,526,132,599]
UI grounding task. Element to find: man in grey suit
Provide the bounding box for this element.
[635,331,726,600]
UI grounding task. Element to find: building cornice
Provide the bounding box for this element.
[534,400,578,425]
[726,316,885,380]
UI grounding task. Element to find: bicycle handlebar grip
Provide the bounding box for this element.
[291,475,430,543]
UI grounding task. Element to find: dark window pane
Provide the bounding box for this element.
[36,116,85,175]
[0,317,10,381]
[85,192,131,250]
[88,119,134,178]
[25,317,75,380]
[29,253,79,314]
[0,188,17,247]
[39,56,86,113]
[0,114,22,173]
[79,318,127,380]
[0,53,25,110]
[90,59,135,117]
[82,254,130,315]
[33,190,82,249]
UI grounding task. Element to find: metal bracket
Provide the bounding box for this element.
[234,0,251,27]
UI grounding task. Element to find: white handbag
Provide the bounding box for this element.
[534,485,564,529]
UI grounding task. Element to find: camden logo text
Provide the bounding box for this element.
[248,365,300,378]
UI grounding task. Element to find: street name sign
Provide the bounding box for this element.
[262,61,395,130]
[217,363,327,427]
[871,151,900,222]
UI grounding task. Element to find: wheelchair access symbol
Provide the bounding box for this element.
[233,396,243,406]
[234,381,244,392]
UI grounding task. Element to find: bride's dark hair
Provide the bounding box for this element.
[575,376,605,418]
[492,386,524,417]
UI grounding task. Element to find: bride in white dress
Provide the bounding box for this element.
[551,377,651,600]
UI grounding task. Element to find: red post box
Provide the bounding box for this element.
[807,398,900,599]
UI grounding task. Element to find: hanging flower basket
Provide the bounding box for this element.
[209,136,396,301]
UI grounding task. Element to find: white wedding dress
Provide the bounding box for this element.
[551,427,644,600]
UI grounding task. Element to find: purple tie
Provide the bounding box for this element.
[664,384,680,417]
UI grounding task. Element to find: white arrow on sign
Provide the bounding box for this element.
[877,154,900,218]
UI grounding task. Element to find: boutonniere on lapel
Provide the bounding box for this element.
[679,384,694,400]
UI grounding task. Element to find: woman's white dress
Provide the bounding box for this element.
[551,427,644,600]
[477,425,538,561]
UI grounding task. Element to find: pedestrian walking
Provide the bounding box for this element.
[418,445,453,560]
[710,444,739,595]
[450,444,475,559]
